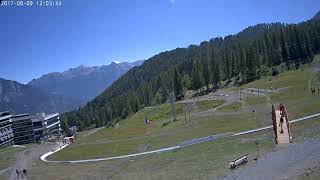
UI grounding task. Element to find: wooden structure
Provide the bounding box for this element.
[272,104,291,144]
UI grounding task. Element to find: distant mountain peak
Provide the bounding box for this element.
[27,59,144,104]
[78,64,88,68]
[0,78,79,114]
[2,59,145,114]
[109,61,119,66]
[313,10,320,21]
[109,61,125,66]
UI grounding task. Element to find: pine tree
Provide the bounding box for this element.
[62,20,320,131]
[191,59,204,90]
[202,54,210,90]
[210,48,220,87]
[280,30,289,66]
[173,67,182,97]
[181,74,191,91]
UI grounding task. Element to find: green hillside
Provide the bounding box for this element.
[50,61,320,161]
[62,19,320,131]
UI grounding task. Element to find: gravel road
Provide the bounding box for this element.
[222,137,320,180]
[8,143,56,180]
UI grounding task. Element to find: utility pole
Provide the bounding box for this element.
[183,103,188,124]
[252,109,257,127]
[252,109,260,160]
[188,102,191,122]
[170,92,176,121]
[254,141,260,160]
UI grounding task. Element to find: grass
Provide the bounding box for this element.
[33,130,277,179]
[50,112,256,161]
[195,100,223,111]
[31,59,320,179]
[242,62,320,118]
[50,57,320,166]
[49,139,145,161]
[30,114,320,180]
[129,115,320,180]
[74,104,179,143]
[23,56,320,179]
[218,102,242,111]
[74,99,222,144]
[245,96,267,106]
[0,145,31,170]
[242,64,311,90]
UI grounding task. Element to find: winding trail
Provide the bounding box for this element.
[0,167,10,175]
[8,143,56,180]
[40,112,320,164]
[242,87,291,96]
[194,92,241,117]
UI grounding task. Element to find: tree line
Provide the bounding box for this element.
[62,19,320,131]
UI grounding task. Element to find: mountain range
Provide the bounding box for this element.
[0,78,81,114]
[28,60,143,103]
[314,10,320,21]
[62,11,320,130]
[0,60,143,114]
[2,10,320,123]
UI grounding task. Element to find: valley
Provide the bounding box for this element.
[1,6,320,179]
[1,59,319,179]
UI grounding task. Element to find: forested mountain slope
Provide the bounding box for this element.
[28,60,144,104]
[63,14,320,130]
[0,78,80,114]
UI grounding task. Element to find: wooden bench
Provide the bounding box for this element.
[229,154,248,169]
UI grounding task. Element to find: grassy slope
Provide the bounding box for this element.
[243,61,320,119]
[50,58,320,163]
[33,118,320,179]
[218,102,242,111]
[50,99,255,161]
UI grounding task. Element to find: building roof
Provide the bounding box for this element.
[32,113,59,122]
[11,114,34,122]
[12,113,29,118]
[0,115,11,121]
[44,113,59,120]
[0,111,10,116]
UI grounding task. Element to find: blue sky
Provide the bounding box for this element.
[0,0,319,83]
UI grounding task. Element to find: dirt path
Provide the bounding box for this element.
[222,137,320,180]
[194,91,241,117]
[8,143,56,180]
[0,167,11,176]
[185,86,287,120]
[41,112,320,164]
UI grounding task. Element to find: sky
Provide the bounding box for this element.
[0,0,319,83]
